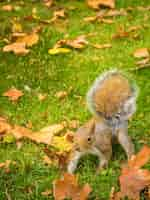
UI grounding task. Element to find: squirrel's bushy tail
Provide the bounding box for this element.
[86,70,138,120]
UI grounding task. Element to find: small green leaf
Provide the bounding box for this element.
[48,48,71,55]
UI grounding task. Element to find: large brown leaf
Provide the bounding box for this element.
[53,173,92,200]
[11,123,64,145]
[118,146,150,200]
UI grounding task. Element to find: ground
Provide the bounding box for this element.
[0,0,150,199]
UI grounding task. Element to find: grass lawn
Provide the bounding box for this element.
[0,0,150,199]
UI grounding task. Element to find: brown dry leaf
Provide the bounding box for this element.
[11,125,53,145]
[133,48,149,58]
[40,124,65,135]
[87,0,115,10]
[118,145,150,200]
[0,118,12,135]
[50,9,66,22]
[92,43,112,49]
[53,173,92,200]
[105,9,127,17]
[12,123,64,145]
[41,189,52,197]
[3,88,24,101]
[112,29,129,39]
[37,93,47,101]
[55,91,68,99]
[3,42,29,55]
[43,148,70,169]
[43,0,53,8]
[1,5,13,11]
[16,32,39,47]
[54,35,88,49]
[136,57,150,66]
[54,9,65,18]
[128,145,150,169]
[84,16,97,23]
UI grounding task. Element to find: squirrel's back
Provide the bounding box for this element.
[87,70,137,119]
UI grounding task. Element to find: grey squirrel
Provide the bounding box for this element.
[67,70,138,173]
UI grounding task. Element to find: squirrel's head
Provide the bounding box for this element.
[73,122,95,151]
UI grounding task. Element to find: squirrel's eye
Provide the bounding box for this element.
[87,137,91,142]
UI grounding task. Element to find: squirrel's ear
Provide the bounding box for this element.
[90,121,95,134]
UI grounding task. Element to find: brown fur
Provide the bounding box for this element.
[94,74,132,117]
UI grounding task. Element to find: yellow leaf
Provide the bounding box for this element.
[51,135,73,152]
[48,48,71,55]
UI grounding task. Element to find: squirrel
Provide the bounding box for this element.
[67,70,138,173]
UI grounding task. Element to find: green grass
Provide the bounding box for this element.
[0,0,150,199]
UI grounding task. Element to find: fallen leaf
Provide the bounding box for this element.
[136,57,149,66]
[104,8,127,17]
[51,135,73,152]
[92,43,112,49]
[118,145,150,200]
[53,9,65,18]
[3,42,29,55]
[54,35,88,49]
[3,88,23,101]
[43,0,53,8]
[43,148,70,169]
[48,48,71,55]
[87,0,115,10]
[12,123,64,145]
[0,118,12,135]
[50,9,66,22]
[1,5,13,11]
[137,6,150,11]
[55,91,68,99]
[53,173,92,200]
[128,145,150,169]
[41,189,52,196]
[40,124,65,135]
[112,29,129,39]
[133,48,149,58]
[11,125,53,144]
[37,93,47,101]
[16,32,39,47]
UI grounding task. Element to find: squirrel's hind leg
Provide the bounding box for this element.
[117,122,134,159]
